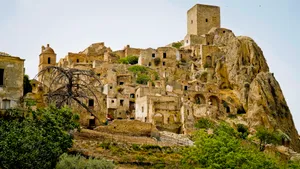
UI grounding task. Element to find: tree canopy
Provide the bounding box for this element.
[0,106,80,169]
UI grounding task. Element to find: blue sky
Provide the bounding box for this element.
[0,0,299,131]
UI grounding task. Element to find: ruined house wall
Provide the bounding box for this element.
[135,96,148,122]
[67,53,86,64]
[200,45,220,68]
[124,46,141,57]
[0,55,24,109]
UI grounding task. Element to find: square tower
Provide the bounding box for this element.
[187,4,220,36]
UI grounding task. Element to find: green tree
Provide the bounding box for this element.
[172,42,183,49]
[181,123,280,169]
[136,74,150,85]
[255,127,281,151]
[0,106,80,169]
[23,74,32,96]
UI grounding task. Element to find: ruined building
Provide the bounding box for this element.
[33,4,300,152]
[0,52,24,110]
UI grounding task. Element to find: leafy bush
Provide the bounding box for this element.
[118,55,138,65]
[99,141,111,150]
[127,55,139,64]
[56,154,115,169]
[132,144,141,151]
[172,42,183,49]
[128,65,148,74]
[118,57,129,64]
[154,57,161,66]
[181,123,280,169]
[136,74,150,85]
[255,127,281,151]
[195,118,215,129]
[237,123,249,139]
[0,106,80,169]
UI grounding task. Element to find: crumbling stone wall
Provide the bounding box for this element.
[0,54,24,109]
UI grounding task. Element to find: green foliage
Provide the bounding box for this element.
[128,65,148,74]
[56,154,115,169]
[132,144,141,151]
[172,42,183,49]
[255,127,281,151]
[0,106,80,169]
[127,55,139,64]
[99,141,111,150]
[154,57,161,66]
[181,123,280,169]
[23,75,32,96]
[154,71,159,80]
[237,124,249,139]
[136,74,150,85]
[194,118,215,129]
[203,63,210,68]
[288,160,300,169]
[118,55,138,65]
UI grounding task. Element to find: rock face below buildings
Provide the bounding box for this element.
[210,28,300,151]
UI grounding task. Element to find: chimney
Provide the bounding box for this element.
[47,44,50,47]
[41,45,45,52]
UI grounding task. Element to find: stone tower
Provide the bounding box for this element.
[187,4,220,36]
[38,44,56,81]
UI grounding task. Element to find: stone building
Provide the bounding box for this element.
[0,52,24,110]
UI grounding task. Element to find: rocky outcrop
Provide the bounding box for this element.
[209,28,299,151]
[247,72,300,152]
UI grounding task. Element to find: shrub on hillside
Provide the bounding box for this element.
[118,55,138,65]
[56,154,115,169]
[136,74,150,85]
[194,118,215,129]
[181,123,281,168]
[237,123,249,139]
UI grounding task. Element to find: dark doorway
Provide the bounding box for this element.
[88,113,96,129]
[48,57,51,64]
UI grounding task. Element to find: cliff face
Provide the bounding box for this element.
[210,28,300,151]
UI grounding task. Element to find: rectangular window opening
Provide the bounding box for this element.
[0,69,4,86]
[163,53,167,58]
[120,100,124,106]
[88,99,94,107]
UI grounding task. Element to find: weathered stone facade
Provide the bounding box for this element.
[0,52,24,110]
